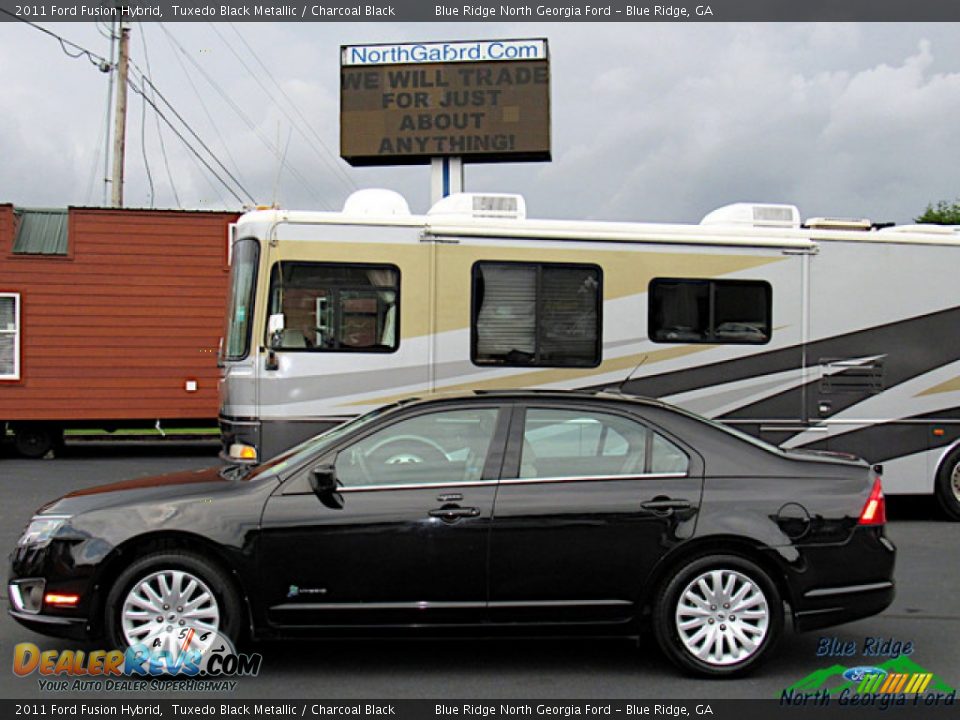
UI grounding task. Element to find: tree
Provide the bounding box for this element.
[915,199,960,225]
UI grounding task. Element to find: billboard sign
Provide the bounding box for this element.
[340,39,550,166]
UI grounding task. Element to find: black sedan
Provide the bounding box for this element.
[8,390,895,676]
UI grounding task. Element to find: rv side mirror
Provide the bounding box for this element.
[267,313,286,349]
[310,465,339,495]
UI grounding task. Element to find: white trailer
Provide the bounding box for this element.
[218,190,960,517]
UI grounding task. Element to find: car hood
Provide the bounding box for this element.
[37,466,232,516]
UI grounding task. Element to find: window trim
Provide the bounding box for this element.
[266,260,401,355]
[506,403,692,483]
[0,292,21,381]
[470,260,604,368]
[324,402,511,491]
[223,237,260,362]
[648,277,773,346]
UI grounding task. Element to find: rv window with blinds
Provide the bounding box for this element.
[648,278,771,345]
[0,293,20,380]
[268,263,399,352]
[472,262,602,367]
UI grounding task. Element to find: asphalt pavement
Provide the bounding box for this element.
[0,440,957,701]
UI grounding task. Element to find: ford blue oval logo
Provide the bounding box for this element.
[843,666,887,682]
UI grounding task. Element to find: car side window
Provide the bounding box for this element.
[335,408,500,488]
[520,408,688,479]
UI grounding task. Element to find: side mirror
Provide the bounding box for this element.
[310,465,339,495]
[267,313,286,349]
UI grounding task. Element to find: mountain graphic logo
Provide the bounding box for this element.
[784,656,955,696]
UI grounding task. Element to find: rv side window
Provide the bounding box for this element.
[268,263,399,353]
[472,262,601,367]
[648,278,771,345]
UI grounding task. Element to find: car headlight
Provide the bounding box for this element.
[18,515,71,547]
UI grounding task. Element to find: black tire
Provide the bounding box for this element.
[104,551,242,653]
[653,554,783,677]
[14,425,60,459]
[935,449,960,521]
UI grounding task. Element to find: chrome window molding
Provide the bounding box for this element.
[336,472,688,493]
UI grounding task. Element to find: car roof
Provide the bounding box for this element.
[397,388,671,410]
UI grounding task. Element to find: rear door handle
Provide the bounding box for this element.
[640,499,692,511]
[429,506,480,522]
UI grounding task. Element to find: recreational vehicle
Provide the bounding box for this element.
[218,189,960,518]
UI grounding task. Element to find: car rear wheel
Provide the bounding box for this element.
[105,551,241,657]
[935,449,960,521]
[653,555,782,676]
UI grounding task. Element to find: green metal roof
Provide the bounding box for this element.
[13,208,68,255]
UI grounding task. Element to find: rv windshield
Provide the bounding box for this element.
[224,238,260,360]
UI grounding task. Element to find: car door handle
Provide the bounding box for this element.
[429,506,480,522]
[640,498,692,511]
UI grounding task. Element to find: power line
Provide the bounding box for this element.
[138,26,156,207]
[138,24,180,208]
[129,63,257,205]
[0,8,110,70]
[127,74,247,207]
[156,23,332,210]
[157,24,247,191]
[224,22,358,195]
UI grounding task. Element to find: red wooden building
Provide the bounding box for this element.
[0,205,239,457]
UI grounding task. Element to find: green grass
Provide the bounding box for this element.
[64,427,219,437]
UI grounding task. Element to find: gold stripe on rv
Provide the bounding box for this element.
[346,344,717,407]
[916,376,960,397]
[274,239,786,339]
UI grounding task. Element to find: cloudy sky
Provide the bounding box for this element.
[1,21,959,223]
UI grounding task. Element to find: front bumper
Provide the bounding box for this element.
[8,606,91,641]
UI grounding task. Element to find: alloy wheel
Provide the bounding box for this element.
[120,569,221,656]
[674,568,770,666]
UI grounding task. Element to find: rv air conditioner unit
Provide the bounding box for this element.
[428,193,527,220]
[700,203,800,229]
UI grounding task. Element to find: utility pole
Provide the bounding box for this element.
[111,23,130,208]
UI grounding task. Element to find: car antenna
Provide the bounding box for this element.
[615,355,648,396]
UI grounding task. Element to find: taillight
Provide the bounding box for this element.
[859,476,886,525]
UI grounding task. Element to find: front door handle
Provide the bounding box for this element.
[429,506,480,523]
[640,498,692,511]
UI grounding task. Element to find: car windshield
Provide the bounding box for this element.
[233,403,401,481]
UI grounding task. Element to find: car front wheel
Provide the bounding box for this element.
[653,554,783,676]
[105,551,242,658]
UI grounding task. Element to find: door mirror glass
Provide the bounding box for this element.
[267,313,286,349]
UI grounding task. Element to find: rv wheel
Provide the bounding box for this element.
[935,449,960,521]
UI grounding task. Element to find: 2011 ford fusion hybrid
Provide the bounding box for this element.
[8,390,895,676]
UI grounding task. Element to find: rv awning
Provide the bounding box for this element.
[13,208,69,255]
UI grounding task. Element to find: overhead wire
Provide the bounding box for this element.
[156,23,332,209]
[138,27,156,207]
[129,62,258,205]
[159,25,247,191]
[224,22,358,195]
[0,9,109,69]
[138,24,181,208]
[127,74,248,206]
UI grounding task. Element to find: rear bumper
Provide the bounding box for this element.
[793,580,895,632]
[788,528,896,632]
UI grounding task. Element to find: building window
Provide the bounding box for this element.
[268,262,399,352]
[472,262,601,367]
[649,278,771,345]
[0,293,20,380]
